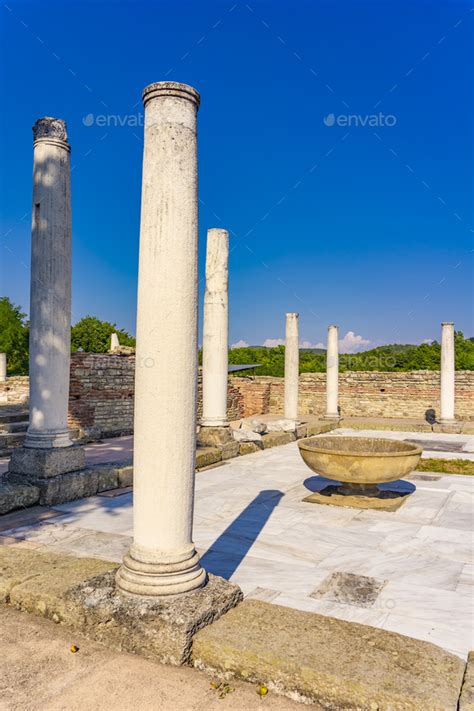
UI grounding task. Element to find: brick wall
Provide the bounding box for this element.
[238,371,474,421]
[4,355,472,437]
[0,376,29,405]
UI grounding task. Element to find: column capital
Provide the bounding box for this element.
[142,81,200,109]
[441,321,454,326]
[33,117,70,151]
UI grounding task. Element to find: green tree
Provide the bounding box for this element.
[0,297,29,375]
[71,316,135,353]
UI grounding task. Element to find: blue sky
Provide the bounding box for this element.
[1,0,472,352]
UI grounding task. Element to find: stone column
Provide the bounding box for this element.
[198,228,236,451]
[284,313,299,421]
[110,333,120,351]
[0,353,6,382]
[440,322,455,423]
[325,325,340,420]
[10,118,84,477]
[116,82,206,598]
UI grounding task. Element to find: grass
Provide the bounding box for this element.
[416,458,474,475]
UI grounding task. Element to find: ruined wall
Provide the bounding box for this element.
[0,376,29,405]
[5,355,472,437]
[239,371,474,421]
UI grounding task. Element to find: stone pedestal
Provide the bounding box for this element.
[0,353,6,382]
[325,325,340,420]
[9,117,84,480]
[439,322,456,424]
[116,82,206,598]
[284,313,299,421]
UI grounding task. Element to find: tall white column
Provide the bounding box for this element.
[201,228,229,427]
[440,321,455,423]
[325,324,340,420]
[25,118,73,449]
[117,82,206,598]
[284,313,299,421]
[0,353,6,382]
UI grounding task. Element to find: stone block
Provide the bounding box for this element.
[197,426,233,447]
[192,599,465,710]
[196,447,222,469]
[117,464,133,487]
[0,482,40,515]
[9,445,85,479]
[295,424,307,439]
[35,468,100,506]
[94,465,119,492]
[305,421,338,436]
[66,570,243,666]
[266,418,297,433]
[239,442,261,456]
[262,432,295,449]
[220,441,239,460]
[241,418,267,434]
[231,428,262,443]
[459,651,474,710]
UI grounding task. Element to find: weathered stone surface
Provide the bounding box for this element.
[262,432,295,449]
[91,464,119,492]
[305,421,338,436]
[220,441,239,460]
[303,486,412,511]
[67,570,243,666]
[197,426,233,447]
[231,428,262,443]
[117,464,133,487]
[0,547,115,610]
[196,447,221,469]
[192,599,465,709]
[241,418,267,434]
[239,442,261,456]
[9,445,85,479]
[460,651,474,710]
[295,423,307,439]
[0,482,40,515]
[35,469,99,506]
[266,418,297,433]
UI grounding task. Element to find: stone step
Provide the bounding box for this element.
[0,409,29,425]
[0,421,28,434]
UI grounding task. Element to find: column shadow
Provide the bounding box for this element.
[200,489,284,579]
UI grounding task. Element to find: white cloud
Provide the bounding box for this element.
[421,338,434,345]
[263,338,285,348]
[338,331,371,354]
[230,340,249,349]
[300,340,325,349]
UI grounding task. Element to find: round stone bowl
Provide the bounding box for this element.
[298,436,422,497]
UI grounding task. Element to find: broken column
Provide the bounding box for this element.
[110,333,120,351]
[440,322,456,423]
[284,313,299,421]
[9,118,84,479]
[198,228,236,452]
[116,82,206,597]
[0,353,6,382]
[325,324,340,420]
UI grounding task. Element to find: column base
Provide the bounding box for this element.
[9,445,85,479]
[324,413,341,421]
[24,428,73,449]
[197,425,233,447]
[116,543,206,598]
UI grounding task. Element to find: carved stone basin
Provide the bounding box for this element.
[298,436,422,508]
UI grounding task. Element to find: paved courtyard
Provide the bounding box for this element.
[1,431,473,661]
